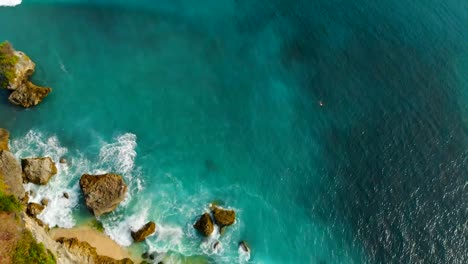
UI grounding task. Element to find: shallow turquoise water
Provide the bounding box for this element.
[1,1,467,263]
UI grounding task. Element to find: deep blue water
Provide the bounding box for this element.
[1,0,467,263]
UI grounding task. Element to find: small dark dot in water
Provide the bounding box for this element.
[204,159,218,171]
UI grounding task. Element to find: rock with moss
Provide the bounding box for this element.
[193,213,214,236]
[0,150,25,199]
[80,173,128,216]
[0,41,52,108]
[131,221,156,242]
[22,157,58,185]
[211,206,236,227]
[0,41,21,89]
[0,128,9,151]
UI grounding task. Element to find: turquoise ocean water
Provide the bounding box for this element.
[1,0,467,263]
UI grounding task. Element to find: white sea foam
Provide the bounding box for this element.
[11,130,79,228]
[0,0,21,6]
[104,207,149,247]
[98,133,137,175]
[238,246,251,263]
[147,224,184,253]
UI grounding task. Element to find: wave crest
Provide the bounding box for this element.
[0,0,21,7]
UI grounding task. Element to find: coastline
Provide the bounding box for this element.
[0,128,139,263]
[50,226,139,262]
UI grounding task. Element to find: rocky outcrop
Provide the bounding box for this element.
[21,157,57,185]
[7,50,35,90]
[0,150,25,199]
[0,41,51,108]
[193,213,214,236]
[56,237,133,264]
[79,173,127,216]
[40,198,49,206]
[0,128,9,151]
[212,206,236,227]
[239,241,250,253]
[9,81,52,108]
[26,203,45,217]
[131,221,156,242]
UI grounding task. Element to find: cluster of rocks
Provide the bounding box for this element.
[193,205,250,255]
[0,128,141,263]
[2,125,251,262]
[79,173,156,243]
[0,41,52,108]
[193,205,236,236]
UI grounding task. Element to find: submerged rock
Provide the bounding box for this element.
[131,221,156,242]
[212,206,236,227]
[79,173,128,216]
[0,150,25,199]
[26,202,45,217]
[63,192,69,199]
[193,213,214,236]
[21,157,58,185]
[0,41,52,107]
[9,81,52,108]
[0,128,9,151]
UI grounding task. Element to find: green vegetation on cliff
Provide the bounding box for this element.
[0,173,22,212]
[0,41,19,88]
[0,191,22,212]
[0,173,56,264]
[13,230,56,264]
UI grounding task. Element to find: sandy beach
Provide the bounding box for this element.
[50,226,135,261]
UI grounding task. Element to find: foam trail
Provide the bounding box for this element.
[104,206,150,247]
[238,245,251,263]
[147,224,184,254]
[0,0,21,6]
[98,133,137,175]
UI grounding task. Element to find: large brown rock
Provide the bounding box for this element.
[0,128,9,151]
[0,41,52,107]
[56,237,133,264]
[193,213,214,236]
[26,202,45,217]
[212,206,236,227]
[131,221,156,242]
[9,81,52,108]
[21,157,58,185]
[0,150,25,199]
[79,173,128,216]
